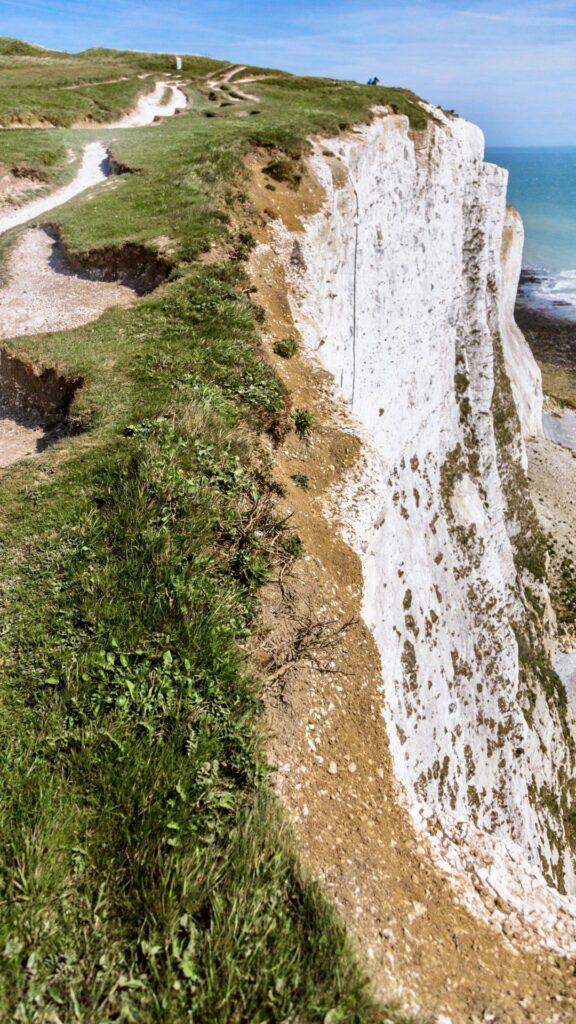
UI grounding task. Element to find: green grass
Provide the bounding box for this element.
[0,128,72,187]
[0,46,429,1022]
[0,44,224,128]
[0,36,67,57]
[0,60,144,127]
[274,336,299,358]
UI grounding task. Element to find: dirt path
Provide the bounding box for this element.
[0,142,109,237]
[0,82,189,238]
[61,76,130,90]
[0,83,185,468]
[107,81,187,128]
[0,228,136,467]
[0,228,135,339]
[219,65,247,82]
[207,66,260,105]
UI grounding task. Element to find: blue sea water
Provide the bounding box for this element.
[486,147,576,320]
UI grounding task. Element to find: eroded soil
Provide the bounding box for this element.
[0,168,46,214]
[0,398,59,467]
[0,228,135,467]
[0,228,135,339]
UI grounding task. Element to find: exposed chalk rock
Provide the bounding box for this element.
[274,107,576,946]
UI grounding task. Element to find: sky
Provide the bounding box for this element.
[1,0,575,145]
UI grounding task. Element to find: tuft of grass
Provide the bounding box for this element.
[263,157,302,187]
[294,407,314,437]
[291,472,310,490]
[284,533,304,558]
[274,335,298,358]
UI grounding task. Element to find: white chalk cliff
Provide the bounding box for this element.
[276,108,576,946]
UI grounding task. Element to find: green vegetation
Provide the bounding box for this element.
[0,44,225,128]
[263,157,302,187]
[556,556,576,631]
[439,442,467,511]
[0,43,429,1021]
[0,36,66,57]
[0,60,145,127]
[550,392,576,411]
[274,335,298,358]
[0,130,71,193]
[291,473,310,490]
[454,369,471,422]
[293,408,314,437]
[257,76,428,133]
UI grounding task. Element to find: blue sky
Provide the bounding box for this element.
[1,0,575,144]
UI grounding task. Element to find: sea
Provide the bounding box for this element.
[486,147,576,321]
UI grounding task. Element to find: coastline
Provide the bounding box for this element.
[515,298,576,406]
[518,294,576,690]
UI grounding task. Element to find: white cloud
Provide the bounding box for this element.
[457,8,576,26]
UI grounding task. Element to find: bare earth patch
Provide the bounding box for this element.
[0,169,46,214]
[0,228,136,340]
[0,399,52,467]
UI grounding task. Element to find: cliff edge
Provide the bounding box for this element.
[269,107,576,945]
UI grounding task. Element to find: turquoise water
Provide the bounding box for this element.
[486,147,576,319]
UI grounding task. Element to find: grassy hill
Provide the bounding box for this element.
[0,40,227,127]
[0,44,426,1022]
[0,36,66,56]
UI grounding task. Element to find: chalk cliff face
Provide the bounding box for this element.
[277,109,576,931]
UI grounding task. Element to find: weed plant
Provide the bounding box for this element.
[274,336,298,358]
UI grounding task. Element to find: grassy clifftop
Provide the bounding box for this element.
[0,47,426,1022]
[0,41,225,127]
